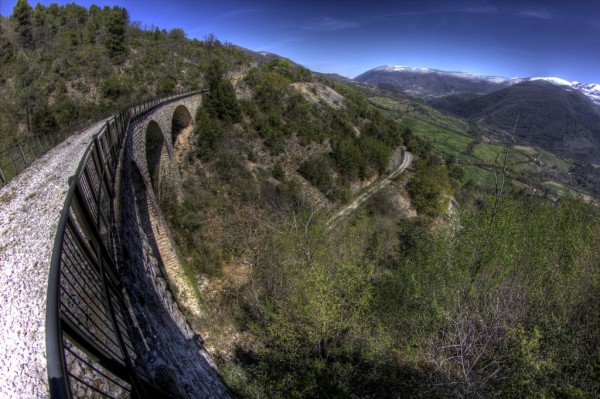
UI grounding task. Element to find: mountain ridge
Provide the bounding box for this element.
[355,65,600,107]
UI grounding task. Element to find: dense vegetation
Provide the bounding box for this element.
[166,55,599,399]
[4,2,598,398]
[0,0,249,149]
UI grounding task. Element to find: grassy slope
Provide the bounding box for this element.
[382,101,587,196]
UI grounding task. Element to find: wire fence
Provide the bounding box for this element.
[46,89,202,398]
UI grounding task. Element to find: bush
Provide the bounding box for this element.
[32,105,58,134]
[332,138,365,180]
[298,156,334,194]
[408,163,452,216]
[157,75,176,95]
[272,162,285,181]
[101,73,123,99]
[362,137,392,174]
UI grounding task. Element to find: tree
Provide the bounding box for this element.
[248,213,375,398]
[408,163,452,216]
[14,52,39,134]
[205,80,241,124]
[86,4,103,44]
[193,107,225,159]
[105,6,127,59]
[206,58,225,92]
[332,138,365,180]
[255,71,292,112]
[168,27,186,41]
[298,156,334,195]
[12,0,33,48]
[0,19,14,65]
[362,136,392,175]
[32,104,58,135]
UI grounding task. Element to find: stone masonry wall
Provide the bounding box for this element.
[116,94,233,398]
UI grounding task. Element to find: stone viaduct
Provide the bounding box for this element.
[0,92,233,398]
[115,93,232,398]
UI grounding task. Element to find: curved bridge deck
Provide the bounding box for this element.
[0,118,109,397]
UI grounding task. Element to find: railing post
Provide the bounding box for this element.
[17,144,28,167]
[36,137,43,155]
[0,166,6,186]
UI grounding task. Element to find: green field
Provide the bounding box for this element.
[401,116,471,149]
[461,165,527,192]
[401,116,572,175]
[542,181,576,197]
[472,142,531,165]
[370,97,468,132]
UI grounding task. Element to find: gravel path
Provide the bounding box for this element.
[328,151,413,226]
[0,119,108,398]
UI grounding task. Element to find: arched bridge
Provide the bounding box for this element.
[0,91,233,398]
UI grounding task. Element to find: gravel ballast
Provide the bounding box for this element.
[0,120,107,398]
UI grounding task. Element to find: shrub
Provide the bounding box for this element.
[408,163,452,216]
[298,155,334,194]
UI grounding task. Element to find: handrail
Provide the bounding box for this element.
[0,113,115,189]
[46,89,203,398]
[0,91,199,189]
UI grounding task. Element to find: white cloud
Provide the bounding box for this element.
[302,17,360,32]
[518,9,554,20]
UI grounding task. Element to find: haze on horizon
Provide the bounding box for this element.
[2,0,599,83]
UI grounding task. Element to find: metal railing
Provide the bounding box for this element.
[46,90,202,398]
[0,108,123,189]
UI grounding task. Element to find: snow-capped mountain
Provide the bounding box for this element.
[370,65,517,84]
[529,78,600,105]
[568,82,600,106]
[355,65,600,107]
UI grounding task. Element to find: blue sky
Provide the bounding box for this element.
[2,0,599,82]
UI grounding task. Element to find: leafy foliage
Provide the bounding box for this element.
[408,161,453,216]
[0,1,250,149]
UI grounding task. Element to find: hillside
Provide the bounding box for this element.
[2,2,599,399]
[431,80,600,163]
[0,3,250,149]
[354,65,515,98]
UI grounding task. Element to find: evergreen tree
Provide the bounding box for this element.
[86,5,103,44]
[205,81,241,124]
[206,59,224,92]
[11,0,33,48]
[0,19,14,65]
[105,6,127,59]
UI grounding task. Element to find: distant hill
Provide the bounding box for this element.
[354,65,517,99]
[430,81,600,163]
[354,65,600,107]
[234,47,289,64]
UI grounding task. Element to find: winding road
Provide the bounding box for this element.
[328,150,413,226]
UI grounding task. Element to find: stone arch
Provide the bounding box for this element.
[145,120,168,198]
[131,160,147,197]
[171,105,193,146]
